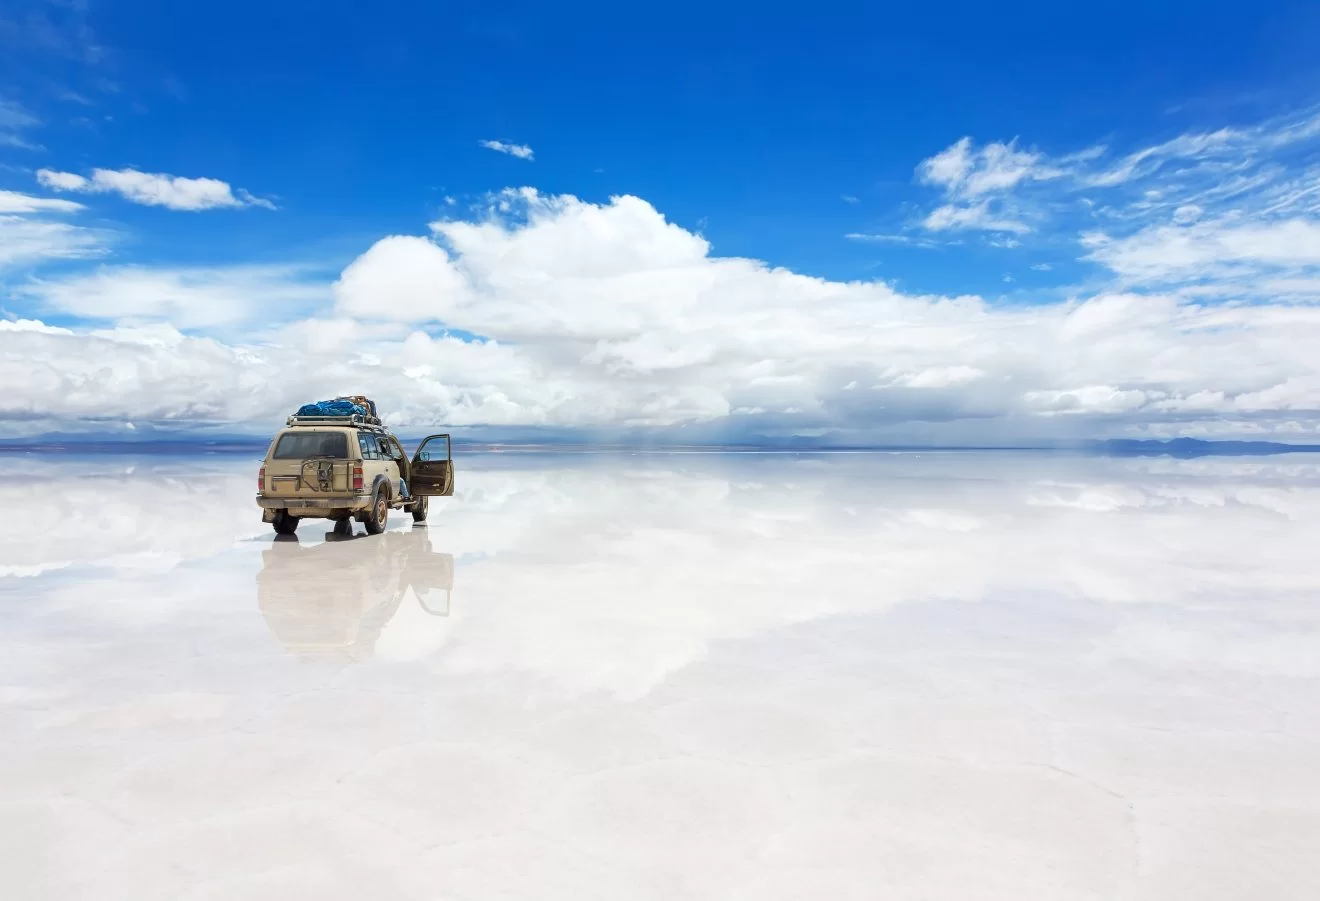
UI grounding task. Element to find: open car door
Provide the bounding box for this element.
[409,434,454,496]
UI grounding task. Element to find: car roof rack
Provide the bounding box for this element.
[286,413,386,430]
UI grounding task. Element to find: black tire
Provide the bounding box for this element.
[411,495,428,523]
[363,487,389,535]
[272,510,299,535]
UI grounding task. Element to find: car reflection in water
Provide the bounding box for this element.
[256,525,454,662]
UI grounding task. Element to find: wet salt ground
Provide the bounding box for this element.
[2,451,1319,900]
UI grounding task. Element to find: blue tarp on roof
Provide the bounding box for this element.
[296,399,369,417]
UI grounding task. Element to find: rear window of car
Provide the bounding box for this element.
[271,431,349,459]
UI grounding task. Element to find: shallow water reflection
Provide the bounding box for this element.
[257,528,453,662]
[2,451,1319,900]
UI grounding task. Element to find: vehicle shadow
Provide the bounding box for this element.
[256,526,454,661]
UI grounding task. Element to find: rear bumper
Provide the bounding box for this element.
[256,494,369,511]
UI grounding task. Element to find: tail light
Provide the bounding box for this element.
[257,466,265,492]
[353,464,363,491]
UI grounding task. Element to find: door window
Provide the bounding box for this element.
[415,435,451,461]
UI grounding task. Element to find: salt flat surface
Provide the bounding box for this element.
[2,451,1319,900]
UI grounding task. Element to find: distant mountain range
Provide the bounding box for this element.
[1086,438,1320,458]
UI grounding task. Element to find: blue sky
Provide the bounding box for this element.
[3,0,1320,442]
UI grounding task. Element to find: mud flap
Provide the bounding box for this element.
[262,508,277,523]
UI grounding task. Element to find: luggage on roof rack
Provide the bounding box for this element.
[294,397,380,422]
[297,399,364,418]
[290,396,383,427]
[339,395,378,418]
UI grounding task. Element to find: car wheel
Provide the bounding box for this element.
[272,510,299,535]
[364,487,389,535]
[411,495,428,523]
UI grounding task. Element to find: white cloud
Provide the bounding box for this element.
[479,140,535,161]
[915,142,1052,236]
[1024,385,1152,415]
[1031,263,1052,271]
[960,141,1056,196]
[35,167,274,211]
[0,187,106,270]
[0,189,84,214]
[898,366,986,388]
[333,235,472,323]
[1082,218,1320,284]
[918,137,974,191]
[845,232,904,242]
[924,200,1028,234]
[17,264,328,329]
[5,188,1320,440]
[844,233,938,248]
[840,194,859,204]
[1068,109,1320,297]
[1084,128,1240,188]
[33,170,89,191]
[909,106,1320,258]
[915,137,1062,235]
[0,214,108,268]
[0,322,290,423]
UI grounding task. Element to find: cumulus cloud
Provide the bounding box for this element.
[36,167,274,211]
[4,188,1320,441]
[479,139,535,161]
[333,235,472,323]
[0,320,288,423]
